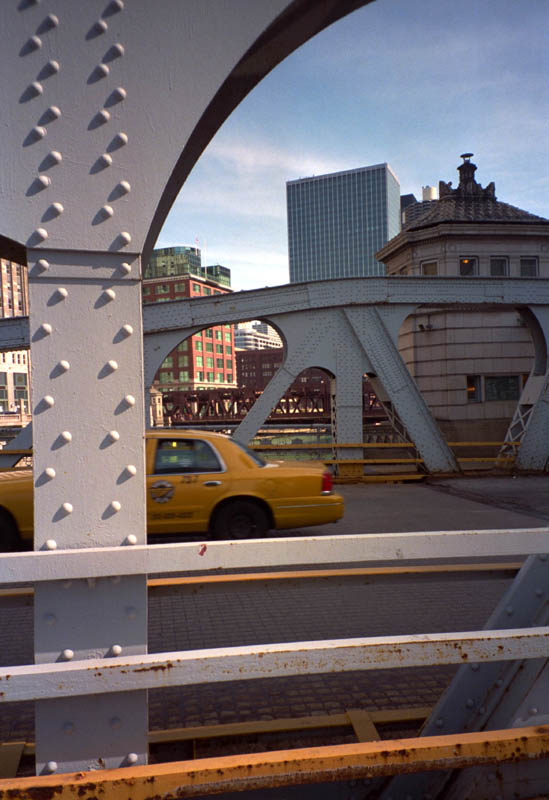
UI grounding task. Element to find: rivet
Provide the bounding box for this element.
[97,109,111,124]
[505,606,513,615]
[62,649,74,661]
[45,761,58,774]
[125,534,137,546]
[120,261,131,274]
[34,227,48,241]
[119,231,131,245]
[121,323,133,336]
[96,19,108,33]
[111,644,122,656]
[112,42,125,57]
[30,81,43,96]
[495,678,504,687]
[110,716,122,730]
[466,698,474,708]
[48,150,62,164]
[479,705,486,715]
[63,580,72,589]
[45,539,57,550]
[470,663,480,671]
[37,258,50,272]
[62,502,73,514]
[118,180,131,194]
[539,554,547,562]
[44,613,57,626]
[114,131,128,146]
[126,753,138,765]
[104,288,116,301]
[59,360,70,372]
[63,722,75,735]
[56,286,68,298]
[44,467,56,479]
[43,395,55,407]
[109,430,120,441]
[111,0,125,10]
[40,322,52,335]
[87,578,96,588]
[126,464,137,476]
[47,59,60,74]
[108,359,119,371]
[124,394,136,407]
[50,202,64,217]
[125,606,137,619]
[110,500,122,512]
[44,13,59,28]
[47,105,61,120]
[529,706,539,715]
[99,153,113,167]
[112,86,127,102]
[435,718,444,728]
[61,430,72,442]
[28,35,42,51]
[32,125,47,139]
[111,575,121,584]
[97,63,110,77]
[37,175,51,189]
[535,588,544,597]
[101,204,114,218]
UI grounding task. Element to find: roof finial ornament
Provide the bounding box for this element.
[439,154,496,199]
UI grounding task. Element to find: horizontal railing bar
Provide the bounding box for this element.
[1,531,547,585]
[3,725,546,797]
[0,561,521,599]
[1,628,547,703]
[250,441,520,449]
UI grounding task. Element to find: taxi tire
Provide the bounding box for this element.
[0,508,22,552]
[213,500,269,540]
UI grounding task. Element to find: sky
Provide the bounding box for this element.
[156,0,549,291]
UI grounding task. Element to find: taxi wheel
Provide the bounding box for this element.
[0,509,22,552]
[213,501,269,540]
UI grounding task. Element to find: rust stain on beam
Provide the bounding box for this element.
[0,725,547,798]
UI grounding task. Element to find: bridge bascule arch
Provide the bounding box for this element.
[0,1,548,797]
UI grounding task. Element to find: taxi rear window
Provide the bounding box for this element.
[154,439,222,474]
[231,439,266,467]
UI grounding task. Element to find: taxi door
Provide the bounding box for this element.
[147,437,228,534]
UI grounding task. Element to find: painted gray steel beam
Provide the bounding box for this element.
[516,307,549,470]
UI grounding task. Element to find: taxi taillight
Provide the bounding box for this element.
[321,470,333,494]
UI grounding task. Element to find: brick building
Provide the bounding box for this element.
[0,258,30,415]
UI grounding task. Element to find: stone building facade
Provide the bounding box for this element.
[376,155,549,441]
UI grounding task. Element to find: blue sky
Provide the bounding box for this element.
[157,0,549,291]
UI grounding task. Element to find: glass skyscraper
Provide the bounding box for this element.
[287,163,401,283]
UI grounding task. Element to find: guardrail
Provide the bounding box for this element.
[1,529,548,796]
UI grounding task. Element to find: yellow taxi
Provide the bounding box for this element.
[0,429,344,550]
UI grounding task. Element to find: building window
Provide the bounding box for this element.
[485,375,521,402]
[215,330,222,340]
[194,340,203,351]
[216,373,224,383]
[157,284,170,294]
[225,331,232,342]
[225,345,232,354]
[207,372,214,382]
[490,257,508,277]
[174,282,187,292]
[177,341,188,351]
[196,371,204,381]
[205,342,214,352]
[466,375,481,403]
[421,261,438,276]
[160,371,174,382]
[520,257,538,277]
[161,356,173,368]
[459,257,478,276]
[179,370,189,381]
[216,358,224,369]
[227,373,233,383]
[203,287,211,296]
[226,359,233,369]
[215,344,223,354]
[13,373,27,386]
[195,355,203,367]
[206,357,214,368]
[205,329,213,338]
[179,355,189,366]
[192,283,201,293]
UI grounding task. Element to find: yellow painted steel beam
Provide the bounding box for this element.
[1,726,547,798]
